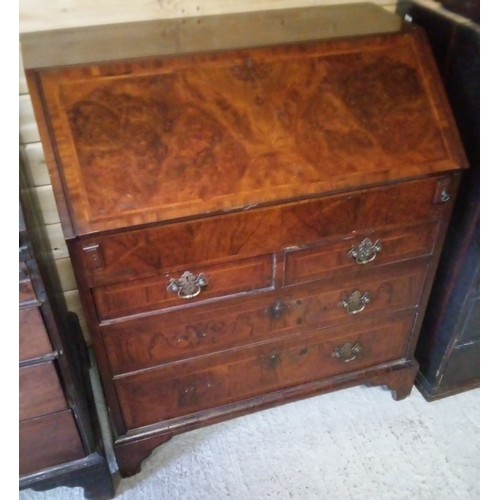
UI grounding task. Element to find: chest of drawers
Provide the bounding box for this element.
[21,3,467,477]
[19,193,114,497]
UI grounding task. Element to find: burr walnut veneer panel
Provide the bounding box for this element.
[21,4,468,478]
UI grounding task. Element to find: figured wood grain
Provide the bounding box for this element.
[80,176,452,288]
[30,27,464,235]
[19,4,469,478]
[284,220,439,286]
[115,312,416,429]
[103,260,427,374]
[93,254,274,320]
[113,358,418,478]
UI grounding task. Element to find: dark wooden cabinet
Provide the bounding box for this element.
[20,3,468,477]
[404,0,480,401]
[19,178,114,497]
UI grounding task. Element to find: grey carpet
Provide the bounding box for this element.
[20,383,479,500]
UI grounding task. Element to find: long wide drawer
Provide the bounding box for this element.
[80,176,449,288]
[103,260,428,374]
[115,311,417,429]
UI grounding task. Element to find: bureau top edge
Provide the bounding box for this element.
[20,3,404,70]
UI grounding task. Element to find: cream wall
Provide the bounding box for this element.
[19,0,405,341]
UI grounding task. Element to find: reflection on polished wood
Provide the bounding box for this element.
[30,25,463,235]
[21,4,468,479]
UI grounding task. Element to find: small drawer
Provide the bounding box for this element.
[19,410,85,476]
[80,176,449,288]
[19,307,53,362]
[114,311,416,429]
[103,260,427,375]
[284,220,439,286]
[19,362,67,422]
[93,254,275,321]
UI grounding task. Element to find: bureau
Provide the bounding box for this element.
[21,3,468,477]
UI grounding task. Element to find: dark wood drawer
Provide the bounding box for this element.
[80,176,448,288]
[284,220,439,286]
[19,307,53,362]
[115,311,416,429]
[103,260,427,375]
[93,254,274,321]
[19,362,67,421]
[19,410,86,476]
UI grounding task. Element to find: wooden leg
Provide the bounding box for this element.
[21,449,115,500]
[364,360,419,401]
[80,460,116,500]
[114,432,173,478]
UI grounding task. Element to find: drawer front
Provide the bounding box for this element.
[103,260,427,375]
[19,362,67,421]
[81,176,448,287]
[19,307,53,362]
[115,312,416,429]
[284,220,439,286]
[93,254,274,321]
[19,410,86,475]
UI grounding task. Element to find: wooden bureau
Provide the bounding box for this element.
[20,3,468,477]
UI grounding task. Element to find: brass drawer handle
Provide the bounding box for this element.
[167,271,208,299]
[338,291,370,314]
[333,342,362,362]
[347,238,382,265]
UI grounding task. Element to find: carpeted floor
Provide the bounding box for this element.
[20,382,480,500]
